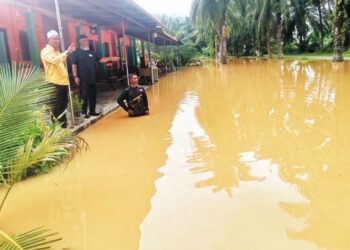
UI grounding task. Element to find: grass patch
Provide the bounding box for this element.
[285,50,350,59]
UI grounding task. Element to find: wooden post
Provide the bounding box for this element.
[75,25,81,44]
[177,45,181,68]
[118,37,124,71]
[130,38,135,66]
[54,0,75,126]
[141,40,145,66]
[122,20,130,86]
[147,32,152,64]
[170,42,174,71]
[163,39,167,74]
[149,31,154,83]
[133,38,138,66]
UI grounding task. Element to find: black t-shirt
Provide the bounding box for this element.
[117,86,149,115]
[71,48,100,84]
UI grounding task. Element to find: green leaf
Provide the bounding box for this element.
[0,63,54,166]
[0,228,62,250]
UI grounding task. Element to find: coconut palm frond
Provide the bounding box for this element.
[190,0,201,22]
[1,123,76,186]
[191,0,221,28]
[0,63,55,166]
[0,227,62,250]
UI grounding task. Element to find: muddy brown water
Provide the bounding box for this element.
[1,59,350,250]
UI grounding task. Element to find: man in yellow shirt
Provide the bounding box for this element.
[41,30,75,127]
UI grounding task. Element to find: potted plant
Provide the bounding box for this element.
[69,94,84,125]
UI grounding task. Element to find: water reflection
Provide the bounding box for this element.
[274,61,350,250]
[182,60,350,249]
[1,60,350,249]
[188,65,265,196]
[140,73,317,249]
[244,60,349,250]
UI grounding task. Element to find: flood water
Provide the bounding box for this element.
[1,59,350,250]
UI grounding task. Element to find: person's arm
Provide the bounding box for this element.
[117,90,130,112]
[72,64,80,85]
[143,89,149,113]
[99,56,120,63]
[41,43,75,64]
[71,52,80,85]
[41,49,68,64]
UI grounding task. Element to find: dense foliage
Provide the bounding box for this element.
[0,63,84,248]
[158,0,350,63]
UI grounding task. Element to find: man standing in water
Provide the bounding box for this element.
[117,74,149,117]
[41,30,76,127]
[71,34,119,118]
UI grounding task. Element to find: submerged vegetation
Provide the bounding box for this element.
[158,0,350,64]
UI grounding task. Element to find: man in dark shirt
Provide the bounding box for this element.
[71,34,119,118]
[117,74,149,117]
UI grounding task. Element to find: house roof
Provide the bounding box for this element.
[14,0,182,45]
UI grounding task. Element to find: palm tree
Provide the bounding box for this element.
[290,0,309,52]
[333,0,346,61]
[0,63,83,248]
[257,0,274,58]
[312,0,325,47]
[191,0,230,64]
[274,0,287,59]
[227,0,257,56]
[219,0,229,64]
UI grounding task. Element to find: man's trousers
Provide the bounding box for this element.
[80,82,97,114]
[52,84,68,128]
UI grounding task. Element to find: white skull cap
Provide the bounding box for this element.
[47,30,59,39]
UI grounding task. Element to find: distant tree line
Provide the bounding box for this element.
[157,0,350,64]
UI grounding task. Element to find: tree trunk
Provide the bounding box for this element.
[316,0,324,47]
[266,28,273,58]
[333,0,345,62]
[210,34,215,58]
[276,11,283,59]
[299,33,305,53]
[220,22,227,64]
[256,32,262,57]
[219,0,228,64]
[233,43,238,57]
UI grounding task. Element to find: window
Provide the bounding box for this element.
[0,28,10,64]
[89,40,95,52]
[111,34,117,56]
[103,42,110,57]
[19,31,30,61]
